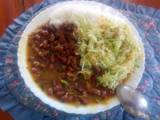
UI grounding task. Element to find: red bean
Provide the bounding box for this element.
[30,34,41,41]
[31,67,39,73]
[49,34,55,41]
[92,65,103,76]
[101,90,107,98]
[54,44,64,51]
[54,31,60,38]
[49,24,57,33]
[90,88,101,96]
[64,23,76,32]
[67,95,74,101]
[79,97,89,105]
[59,57,67,64]
[40,30,49,36]
[56,91,66,96]
[39,41,47,48]
[34,47,40,53]
[33,61,40,67]
[82,91,88,97]
[47,88,53,96]
[66,71,74,77]
[49,64,54,69]
[53,85,62,91]
[50,55,55,63]
[29,56,35,61]
[61,94,68,101]
[76,87,84,93]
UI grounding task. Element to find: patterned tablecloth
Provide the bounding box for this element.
[0,0,160,120]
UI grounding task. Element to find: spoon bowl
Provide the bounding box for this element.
[116,85,150,120]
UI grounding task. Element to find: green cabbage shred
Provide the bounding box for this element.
[73,15,141,90]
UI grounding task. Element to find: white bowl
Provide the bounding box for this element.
[17,1,145,114]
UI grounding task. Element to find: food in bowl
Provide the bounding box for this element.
[18,1,145,114]
[27,21,114,105]
[27,11,141,105]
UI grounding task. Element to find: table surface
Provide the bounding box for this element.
[0,0,160,120]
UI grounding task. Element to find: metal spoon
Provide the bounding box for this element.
[116,84,150,120]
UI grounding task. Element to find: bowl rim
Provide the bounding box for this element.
[17,0,145,114]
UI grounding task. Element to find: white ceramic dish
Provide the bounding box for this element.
[17,1,145,114]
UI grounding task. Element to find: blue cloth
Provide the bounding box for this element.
[0,0,160,120]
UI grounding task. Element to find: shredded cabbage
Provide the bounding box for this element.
[74,15,140,90]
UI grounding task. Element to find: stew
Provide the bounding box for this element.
[27,22,115,105]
